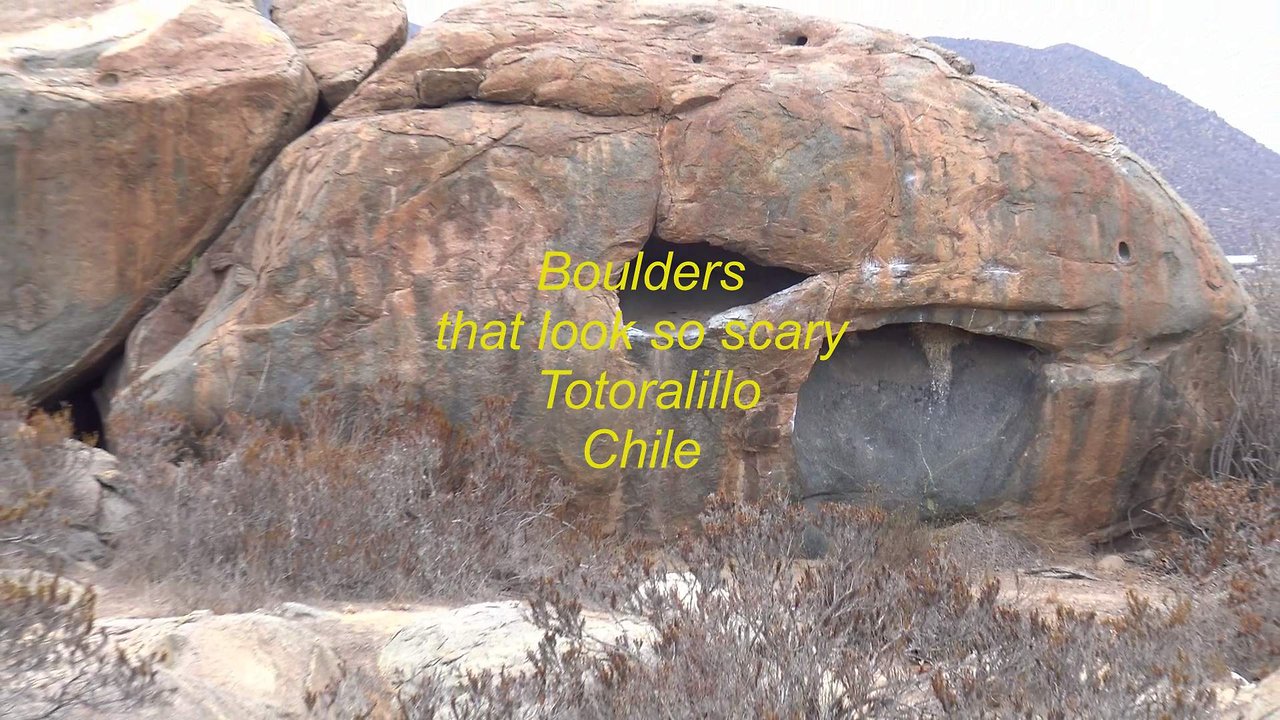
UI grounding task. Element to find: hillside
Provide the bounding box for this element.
[928,38,1279,255]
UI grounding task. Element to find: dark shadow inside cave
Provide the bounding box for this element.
[617,237,811,331]
[38,360,113,448]
[792,323,1043,516]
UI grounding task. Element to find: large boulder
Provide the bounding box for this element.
[0,0,317,401]
[111,1,1249,536]
[267,0,409,111]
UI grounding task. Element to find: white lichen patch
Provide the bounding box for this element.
[861,259,882,283]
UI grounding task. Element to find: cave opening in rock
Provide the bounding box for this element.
[38,359,114,448]
[792,323,1043,515]
[617,237,811,331]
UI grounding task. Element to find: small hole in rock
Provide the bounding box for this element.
[1117,241,1132,263]
[793,35,809,46]
[691,53,704,64]
[97,72,119,86]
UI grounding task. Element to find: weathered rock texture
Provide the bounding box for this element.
[268,0,408,110]
[112,1,1249,536]
[0,0,317,401]
[101,611,374,719]
[0,407,136,564]
[48,593,1278,718]
[379,600,650,700]
[76,600,649,719]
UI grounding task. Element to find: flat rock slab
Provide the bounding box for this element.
[95,611,369,719]
[378,600,651,696]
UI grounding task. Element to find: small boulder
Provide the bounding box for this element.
[1095,554,1126,574]
[0,427,136,564]
[625,571,705,614]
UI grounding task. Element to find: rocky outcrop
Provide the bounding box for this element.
[0,0,317,401]
[82,601,646,719]
[1,408,136,564]
[111,1,1249,536]
[114,105,662,517]
[268,0,408,110]
[55,594,1277,718]
[379,600,650,700]
[101,611,373,719]
[41,440,136,564]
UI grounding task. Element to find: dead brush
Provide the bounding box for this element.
[398,485,1226,719]
[1160,255,1280,680]
[0,570,158,720]
[109,387,575,611]
[0,395,82,567]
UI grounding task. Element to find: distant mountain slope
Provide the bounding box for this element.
[928,38,1279,255]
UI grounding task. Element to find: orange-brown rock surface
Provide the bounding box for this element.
[0,0,317,401]
[267,0,408,110]
[111,0,1249,536]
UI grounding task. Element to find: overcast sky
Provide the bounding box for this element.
[405,0,1280,153]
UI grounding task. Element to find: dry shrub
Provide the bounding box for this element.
[400,487,1224,719]
[1165,452,1278,680]
[0,396,78,566]
[1210,332,1279,486]
[0,570,157,720]
[932,519,1044,574]
[110,388,574,610]
[1160,254,1280,680]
